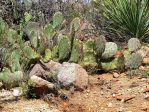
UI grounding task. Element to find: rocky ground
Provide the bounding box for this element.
[0,73,149,112]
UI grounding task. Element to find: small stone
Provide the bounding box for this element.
[129,82,139,88]
[12,87,23,97]
[29,64,49,77]
[116,106,124,112]
[143,86,149,93]
[30,75,54,89]
[107,102,112,107]
[141,103,148,111]
[113,72,120,78]
[116,95,135,102]
[144,95,149,101]
[143,57,149,64]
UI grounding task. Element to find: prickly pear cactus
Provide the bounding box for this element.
[53,12,63,28]
[69,39,81,63]
[128,38,141,52]
[117,53,125,72]
[58,35,70,62]
[43,49,52,62]
[24,46,40,60]
[101,59,117,71]
[101,42,118,59]
[0,68,23,88]
[51,46,59,59]
[7,29,18,44]
[94,35,106,57]
[10,51,21,72]
[43,23,55,39]
[125,52,143,69]
[81,39,97,68]
[70,17,81,31]
[28,30,38,48]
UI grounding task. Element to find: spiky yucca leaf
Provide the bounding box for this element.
[103,0,149,39]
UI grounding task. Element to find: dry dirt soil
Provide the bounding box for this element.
[1,73,149,112]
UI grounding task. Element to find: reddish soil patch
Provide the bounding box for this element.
[1,73,149,112]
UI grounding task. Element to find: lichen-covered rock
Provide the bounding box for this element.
[57,63,88,89]
[125,53,143,69]
[101,42,118,59]
[128,38,141,52]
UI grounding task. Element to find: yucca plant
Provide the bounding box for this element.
[103,0,149,40]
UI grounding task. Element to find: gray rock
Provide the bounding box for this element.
[29,64,49,77]
[57,62,89,89]
[30,75,54,89]
[43,60,62,73]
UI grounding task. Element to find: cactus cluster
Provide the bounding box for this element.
[101,42,118,59]
[94,35,118,60]
[69,39,81,63]
[128,38,141,52]
[94,35,106,57]
[125,38,143,70]
[125,52,142,69]
[58,35,71,62]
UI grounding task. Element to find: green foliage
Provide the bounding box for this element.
[101,42,118,59]
[128,38,141,52]
[125,52,143,69]
[103,0,149,39]
[58,35,70,62]
[94,35,106,57]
